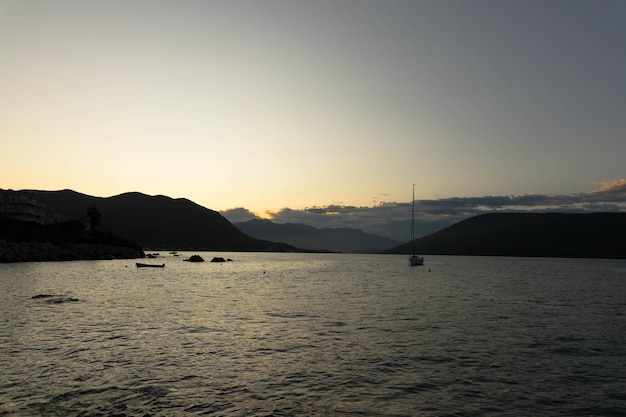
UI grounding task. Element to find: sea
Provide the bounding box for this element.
[0,253,624,417]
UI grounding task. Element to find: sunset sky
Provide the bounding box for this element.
[1,0,625,238]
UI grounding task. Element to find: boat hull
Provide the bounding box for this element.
[136,263,165,268]
[409,255,424,266]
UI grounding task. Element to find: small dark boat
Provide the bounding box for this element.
[136,263,165,268]
[211,257,226,263]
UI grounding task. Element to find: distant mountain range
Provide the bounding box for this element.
[235,218,402,253]
[25,190,626,258]
[387,212,626,259]
[32,189,401,253]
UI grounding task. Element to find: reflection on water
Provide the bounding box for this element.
[1,253,625,416]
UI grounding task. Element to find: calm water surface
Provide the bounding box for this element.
[0,253,625,416]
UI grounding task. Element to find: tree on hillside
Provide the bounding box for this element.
[87,206,101,229]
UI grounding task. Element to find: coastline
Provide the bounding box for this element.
[0,241,144,263]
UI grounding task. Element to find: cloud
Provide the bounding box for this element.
[221,179,626,241]
[591,178,626,194]
[219,207,257,223]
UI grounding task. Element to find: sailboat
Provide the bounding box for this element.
[409,184,425,266]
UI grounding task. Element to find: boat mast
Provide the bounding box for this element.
[411,184,415,256]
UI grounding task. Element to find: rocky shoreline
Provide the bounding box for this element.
[0,241,145,263]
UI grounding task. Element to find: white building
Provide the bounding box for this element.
[0,189,48,224]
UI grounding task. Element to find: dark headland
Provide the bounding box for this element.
[387,212,626,259]
[32,189,299,252]
[1,189,301,262]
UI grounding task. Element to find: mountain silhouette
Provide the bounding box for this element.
[235,218,402,253]
[34,190,297,251]
[28,190,626,258]
[388,212,626,259]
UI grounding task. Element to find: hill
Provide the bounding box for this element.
[235,218,402,253]
[387,212,626,259]
[34,190,298,251]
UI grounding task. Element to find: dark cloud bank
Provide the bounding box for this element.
[222,180,626,242]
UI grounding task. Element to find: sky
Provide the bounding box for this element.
[1,1,625,240]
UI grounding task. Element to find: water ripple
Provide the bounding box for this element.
[1,254,625,416]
